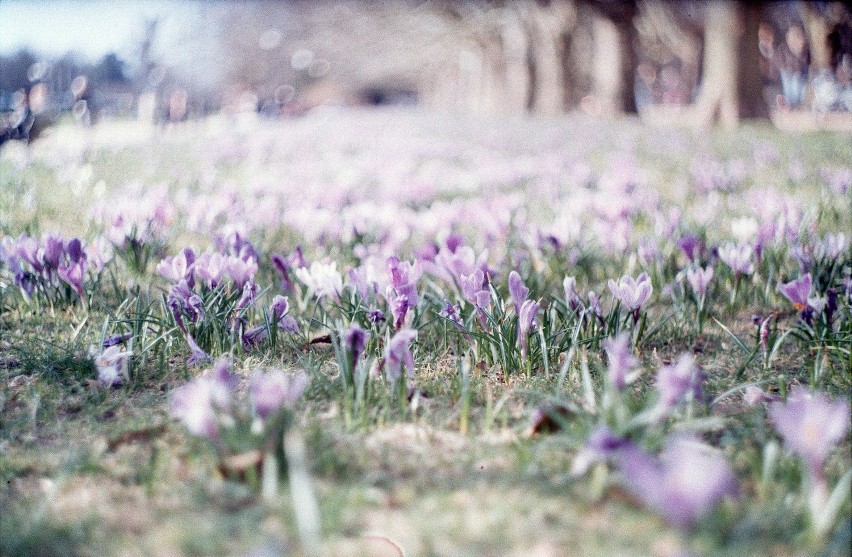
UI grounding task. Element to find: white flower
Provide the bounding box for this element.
[730,217,758,244]
[92,345,132,386]
[718,243,754,276]
[295,260,343,299]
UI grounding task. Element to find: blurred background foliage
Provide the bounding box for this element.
[1,0,851,140]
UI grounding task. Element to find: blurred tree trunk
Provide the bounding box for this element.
[616,15,638,114]
[522,0,576,115]
[691,1,739,126]
[589,7,637,115]
[639,1,703,106]
[579,1,639,115]
[502,6,532,114]
[801,3,832,72]
[737,2,767,119]
[686,0,767,127]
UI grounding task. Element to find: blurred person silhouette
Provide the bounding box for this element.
[0,89,35,146]
[828,17,852,111]
[775,25,810,110]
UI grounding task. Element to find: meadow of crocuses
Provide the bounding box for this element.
[1,109,850,556]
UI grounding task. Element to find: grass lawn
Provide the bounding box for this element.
[1,110,850,556]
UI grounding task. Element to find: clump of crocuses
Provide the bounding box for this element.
[242,295,299,349]
[170,358,308,494]
[159,245,264,363]
[573,428,738,528]
[0,232,110,309]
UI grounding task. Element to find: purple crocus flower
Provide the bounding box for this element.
[185,332,211,365]
[271,253,293,292]
[440,300,464,328]
[0,236,18,271]
[345,324,368,367]
[570,425,634,476]
[563,276,583,313]
[432,243,482,282]
[169,378,219,439]
[168,279,205,325]
[573,430,738,527]
[385,329,417,382]
[194,252,227,288]
[603,333,638,391]
[677,235,703,263]
[777,273,812,311]
[824,288,838,325]
[270,294,298,333]
[234,279,258,313]
[169,358,237,438]
[210,357,240,391]
[348,265,377,300]
[769,386,850,479]
[460,269,486,303]
[16,235,43,274]
[508,270,530,314]
[271,247,305,293]
[226,255,258,291]
[58,259,86,302]
[368,308,385,325]
[414,242,439,262]
[103,332,133,348]
[587,291,604,325]
[743,385,778,406]
[621,437,739,528]
[608,272,653,312]
[685,265,714,300]
[214,230,258,261]
[41,233,65,271]
[249,369,308,420]
[655,354,705,413]
[243,295,296,348]
[14,270,36,297]
[270,295,289,320]
[157,247,196,287]
[609,272,653,326]
[460,269,491,326]
[66,238,85,264]
[390,294,410,329]
[242,325,268,348]
[517,299,540,360]
[279,313,299,336]
[445,233,464,253]
[387,256,421,306]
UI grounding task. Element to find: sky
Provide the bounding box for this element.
[0,0,203,63]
